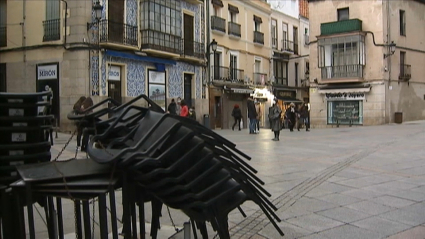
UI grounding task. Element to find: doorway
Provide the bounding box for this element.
[37,79,59,123]
[214,96,222,128]
[183,73,193,108]
[108,80,121,111]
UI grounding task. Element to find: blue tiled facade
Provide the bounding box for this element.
[90,0,205,100]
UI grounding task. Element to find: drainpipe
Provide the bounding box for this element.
[22,0,26,64]
[61,0,68,48]
[206,1,210,86]
[386,0,392,123]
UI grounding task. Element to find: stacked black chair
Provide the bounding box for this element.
[87,100,284,238]
[0,91,55,238]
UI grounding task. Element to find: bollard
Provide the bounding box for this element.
[184,221,191,239]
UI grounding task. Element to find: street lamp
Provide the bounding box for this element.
[384,41,396,59]
[87,1,103,30]
[206,39,218,84]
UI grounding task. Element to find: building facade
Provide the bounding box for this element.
[0,0,207,131]
[270,2,310,115]
[207,0,271,129]
[308,0,425,127]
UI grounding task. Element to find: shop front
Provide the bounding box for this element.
[318,85,371,125]
[273,88,303,112]
[223,86,253,130]
[252,88,273,128]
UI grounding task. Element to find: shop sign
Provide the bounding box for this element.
[275,90,296,99]
[325,92,365,100]
[108,65,121,81]
[37,64,58,80]
[232,88,254,94]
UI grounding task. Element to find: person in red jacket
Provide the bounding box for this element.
[180,99,189,117]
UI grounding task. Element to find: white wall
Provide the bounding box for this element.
[270,0,299,19]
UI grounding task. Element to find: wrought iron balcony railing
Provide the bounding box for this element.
[228,22,241,37]
[321,64,364,79]
[274,77,288,86]
[211,16,226,33]
[253,31,264,44]
[100,20,138,46]
[43,19,60,42]
[399,64,411,81]
[140,29,182,55]
[0,27,6,47]
[229,68,244,83]
[212,66,230,81]
[253,73,268,85]
[281,39,294,52]
[272,37,278,50]
[183,39,205,59]
[294,42,299,55]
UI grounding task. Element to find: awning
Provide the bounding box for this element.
[228,4,239,13]
[212,0,223,7]
[253,15,262,23]
[105,50,176,65]
[276,97,303,103]
[230,88,254,94]
[318,87,371,94]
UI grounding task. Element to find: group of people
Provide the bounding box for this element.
[167,97,196,120]
[269,101,310,141]
[230,96,310,141]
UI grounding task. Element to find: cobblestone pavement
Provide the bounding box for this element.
[33,120,425,238]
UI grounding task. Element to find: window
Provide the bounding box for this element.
[400,10,406,36]
[295,63,299,87]
[293,26,298,54]
[255,60,261,73]
[214,6,220,16]
[271,19,277,48]
[254,21,261,32]
[273,60,287,85]
[318,35,365,79]
[0,0,6,47]
[140,0,181,37]
[43,0,60,41]
[230,54,238,80]
[337,8,349,21]
[328,101,363,125]
[230,12,237,23]
[282,23,288,49]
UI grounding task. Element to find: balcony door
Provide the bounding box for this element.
[184,14,194,56]
[230,54,237,80]
[213,52,222,79]
[108,0,124,43]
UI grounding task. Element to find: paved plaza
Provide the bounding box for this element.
[33,120,425,238]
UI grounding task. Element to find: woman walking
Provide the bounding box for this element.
[231,104,242,131]
[285,103,297,132]
[269,100,282,141]
[180,99,189,117]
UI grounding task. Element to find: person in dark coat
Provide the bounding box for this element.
[285,102,297,132]
[231,104,242,131]
[269,100,282,141]
[80,97,94,152]
[247,97,257,134]
[73,96,86,150]
[167,98,177,115]
[298,104,310,131]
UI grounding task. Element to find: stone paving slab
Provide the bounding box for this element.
[31,120,425,238]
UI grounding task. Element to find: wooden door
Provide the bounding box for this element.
[108,0,124,43]
[184,14,194,56]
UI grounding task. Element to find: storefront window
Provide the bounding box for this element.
[327,100,363,125]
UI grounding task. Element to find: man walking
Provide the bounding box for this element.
[247,97,257,134]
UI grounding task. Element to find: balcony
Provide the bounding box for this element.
[321,19,363,36]
[212,66,229,81]
[43,19,60,42]
[182,39,205,59]
[274,77,288,86]
[140,30,182,56]
[321,65,364,80]
[100,20,138,47]
[0,27,6,47]
[211,16,226,33]
[399,64,411,81]
[253,31,264,45]
[281,39,294,52]
[228,22,241,38]
[229,68,245,83]
[272,37,278,50]
[253,73,268,85]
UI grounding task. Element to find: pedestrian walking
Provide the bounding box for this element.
[73,96,86,150]
[231,104,242,131]
[180,99,189,117]
[285,102,297,132]
[167,98,177,115]
[255,101,261,133]
[247,97,257,134]
[269,100,282,141]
